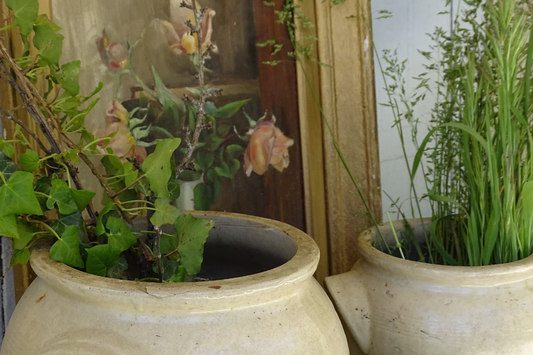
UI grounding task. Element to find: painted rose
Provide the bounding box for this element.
[159,0,217,55]
[96,30,128,73]
[96,100,147,163]
[244,116,294,176]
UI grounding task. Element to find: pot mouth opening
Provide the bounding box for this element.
[358,218,533,283]
[29,212,318,301]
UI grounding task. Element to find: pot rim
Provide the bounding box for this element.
[29,211,319,309]
[358,218,533,285]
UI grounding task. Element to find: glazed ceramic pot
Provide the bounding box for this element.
[325,219,533,355]
[1,212,348,355]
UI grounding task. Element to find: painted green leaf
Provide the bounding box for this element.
[150,198,182,226]
[106,217,137,252]
[0,151,20,187]
[54,61,80,96]
[206,169,220,201]
[95,202,116,236]
[0,139,15,158]
[197,150,215,169]
[214,161,232,178]
[142,138,181,198]
[226,145,244,160]
[5,0,39,52]
[178,170,202,181]
[193,183,214,211]
[13,220,38,249]
[70,189,95,211]
[173,214,214,275]
[85,244,121,277]
[10,248,30,267]
[49,225,84,269]
[18,149,39,172]
[0,214,20,239]
[213,99,250,119]
[0,171,43,216]
[46,179,78,215]
[33,14,64,67]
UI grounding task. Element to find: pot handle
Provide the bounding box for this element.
[325,269,371,354]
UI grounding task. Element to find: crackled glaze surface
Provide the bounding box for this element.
[326,219,533,355]
[1,212,348,355]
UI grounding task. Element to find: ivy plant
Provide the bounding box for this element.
[0,0,215,282]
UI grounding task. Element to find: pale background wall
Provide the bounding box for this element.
[372,0,457,221]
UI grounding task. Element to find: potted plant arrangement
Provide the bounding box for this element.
[0,0,348,353]
[325,1,533,354]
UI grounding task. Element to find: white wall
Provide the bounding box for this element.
[372,0,454,222]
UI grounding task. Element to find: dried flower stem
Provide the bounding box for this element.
[177,0,209,175]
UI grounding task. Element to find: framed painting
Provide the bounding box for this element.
[50,0,306,230]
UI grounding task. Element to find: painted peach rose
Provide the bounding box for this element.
[244,116,294,176]
[96,100,147,163]
[159,0,217,55]
[96,30,128,73]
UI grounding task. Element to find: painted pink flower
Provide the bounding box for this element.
[244,116,294,176]
[159,0,217,55]
[96,100,147,163]
[96,30,128,73]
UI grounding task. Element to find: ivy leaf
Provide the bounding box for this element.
[5,0,39,53]
[64,149,80,164]
[46,179,78,215]
[34,177,51,211]
[101,155,123,176]
[50,211,84,239]
[54,61,80,96]
[70,189,95,211]
[150,198,182,226]
[152,258,181,281]
[0,151,20,187]
[0,214,20,239]
[0,171,43,216]
[173,214,214,275]
[0,139,15,158]
[178,170,202,181]
[18,149,39,172]
[85,244,121,277]
[213,99,250,119]
[33,14,64,67]
[106,217,137,252]
[13,220,38,249]
[123,162,139,187]
[10,248,30,267]
[167,266,187,282]
[49,226,84,269]
[106,254,129,279]
[95,202,115,236]
[142,138,181,198]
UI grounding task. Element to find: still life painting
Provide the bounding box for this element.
[51,0,304,229]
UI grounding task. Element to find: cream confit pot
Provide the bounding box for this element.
[325,219,533,355]
[1,212,348,355]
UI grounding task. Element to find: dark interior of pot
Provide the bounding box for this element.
[195,216,299,281]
